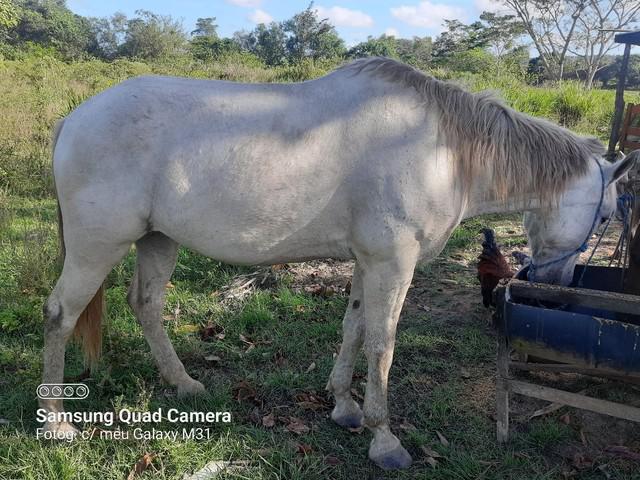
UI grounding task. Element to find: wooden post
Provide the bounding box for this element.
[624,196,640,295]
[494,288,510,443]
[496,335,510,443]
[607,43,632,160]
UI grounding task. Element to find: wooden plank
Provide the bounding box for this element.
[620,103,633,149]
[508,379,640,422]
[622,140,640,152]
[510,361,640,384]
[496,337,510,442]
[507,279,640,316]
[626,127,640,136]
[510,341,597,368]
[608,43,632,158]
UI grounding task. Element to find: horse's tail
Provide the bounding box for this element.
[53,118,104,368]
[73,281,104,368]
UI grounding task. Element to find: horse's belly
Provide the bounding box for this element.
[164,225,353,265]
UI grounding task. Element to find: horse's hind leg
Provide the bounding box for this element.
[127,232,205,396]
[327,262,365,428]
[42,244,130,434]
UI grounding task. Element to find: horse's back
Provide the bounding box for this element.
[52,70,439,264]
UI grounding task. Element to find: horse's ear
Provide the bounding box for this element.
[606,150,639,186]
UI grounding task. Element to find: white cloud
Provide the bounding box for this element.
[248,9,273,24]
[474,0,513,14]
[225,0,262,8]
[315,6,374,28]
[390,1,465,31]
[385,27,400,37]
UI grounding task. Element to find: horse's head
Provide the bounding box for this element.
[523,152,638,285]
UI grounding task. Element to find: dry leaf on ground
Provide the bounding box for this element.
[296,443,313,455]
[261,412,275,428]
[294,392,329,411]
[324,455,342,466]
[604,445,640,461]
[420,445,444,459]
[232,380,257,403]
[285,417,310,435]
[200,323,224,342]
[127,453,156,480]
[436,431,450,447]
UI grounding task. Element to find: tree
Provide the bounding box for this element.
[232,29,254,52]
[233,4,345,65]
[252,22,287,65]
[190,36,240,61]
[503,0,640,86]
[11,0,95,58]
[348,35,398,59]
[283,3,345,61]
[396,36,432,68]
[432,14,523,64]
[595,54,640,88]
[119,9,186,60]
[87,12,126,59]
[0,0,19,34]
[569,1,640,88]
[230,23,286,65]
[192,17,217,38]
[478,11,525,56]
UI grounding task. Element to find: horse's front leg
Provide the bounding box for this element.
[327,262,365,428]
[360,250,416,470]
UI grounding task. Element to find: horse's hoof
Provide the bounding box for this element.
[370,444,413,470]
[177,379,206,397]
[331,411,364,429]
[330,401,364,429]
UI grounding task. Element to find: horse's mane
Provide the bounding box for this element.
[340,57,604,201]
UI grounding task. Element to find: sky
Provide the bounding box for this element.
[66,0,508,47]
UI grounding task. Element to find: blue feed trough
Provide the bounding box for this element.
[502,266,640,374]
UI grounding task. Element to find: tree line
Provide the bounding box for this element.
[0,0,638,88]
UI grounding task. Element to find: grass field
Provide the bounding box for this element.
[1,56,640,479]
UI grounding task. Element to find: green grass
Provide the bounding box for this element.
[1,197,639,479]
[2,55,640,479]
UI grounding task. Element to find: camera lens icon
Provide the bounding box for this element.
[37,385,50,398]
[37,383,90,400]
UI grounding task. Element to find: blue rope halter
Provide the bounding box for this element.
[527,160,606,282]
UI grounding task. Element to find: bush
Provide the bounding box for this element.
[273,57,338,82]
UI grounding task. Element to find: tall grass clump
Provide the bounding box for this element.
[472,76,640,141]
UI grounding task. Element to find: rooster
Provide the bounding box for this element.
[477,228,514,307]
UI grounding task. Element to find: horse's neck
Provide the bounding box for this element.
[462,173,542,219]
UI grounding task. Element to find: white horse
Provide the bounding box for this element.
[42,58,636,469]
